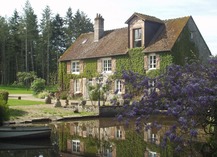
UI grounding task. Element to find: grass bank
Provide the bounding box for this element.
[8,99,45,106]
[9,104,96,122]
[0,85,32,94]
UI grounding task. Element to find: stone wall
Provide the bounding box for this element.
[99,106,124,117]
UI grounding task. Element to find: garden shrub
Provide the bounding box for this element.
[37,91,49,99]
[59,91,68,100]
[0,90,9,104]
[0,96,9,125]
[30,78,46,94]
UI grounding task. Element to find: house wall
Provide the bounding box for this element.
[145,21,162,47]
[187,17,211,63]
[172,25,199,65]
[172,17,211,65]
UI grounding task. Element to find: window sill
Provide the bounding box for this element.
[74,91,81,94]
[102,71,113,74]
[72,72,80,75]
[147,68,157,71]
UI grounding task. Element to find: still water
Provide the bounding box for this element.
[0,117,209,157]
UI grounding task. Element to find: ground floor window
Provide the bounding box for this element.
[74,79,80,93]
[148,80,156,95]
[116,128,122,139]
[148,150,157,157]
[72,140,80,152]
[115,79,122,94]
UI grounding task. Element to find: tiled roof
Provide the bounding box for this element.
[59,13,191,61]
[125,12,164,24]
[144,16,190,53]
[59,27,128,61]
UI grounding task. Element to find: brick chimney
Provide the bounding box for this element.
[94,13,104,42]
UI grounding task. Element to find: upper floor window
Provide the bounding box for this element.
[148,54,156,70]
[190,32,194,40]
[71,61,80,74]
[102,58,112,72]
[133,28,142,47]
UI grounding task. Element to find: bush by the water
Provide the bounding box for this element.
[0,95,10,125]
[0,90,9,104]
[37,91,49,99]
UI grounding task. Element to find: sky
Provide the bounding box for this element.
[0,0,217,56]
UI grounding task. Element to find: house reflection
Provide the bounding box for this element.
[58,118,126,157]
[143,122,160,157]
[56,118,208,157]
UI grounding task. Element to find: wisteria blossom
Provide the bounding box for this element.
[118,57,217,154]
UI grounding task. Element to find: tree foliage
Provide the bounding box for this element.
[118,57,217,155]
[0,0,93,86]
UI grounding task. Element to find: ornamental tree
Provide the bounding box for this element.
[118,57,217,155]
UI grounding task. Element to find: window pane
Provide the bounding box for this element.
[72,61,79,73]
[103,59,112,72]
[149,55,156,69]
[115,80,122,93]
[134,28,142,47]
[74,80,80,92]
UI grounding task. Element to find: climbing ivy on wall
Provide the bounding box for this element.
[172,26,198,65]
[58,59,98,91]
[114,130,146,157]
[58,48,174,91]
[115,47,145,78]
[82,58,98,78]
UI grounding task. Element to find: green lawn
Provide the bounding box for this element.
[8,99,45,106]
[0,85,33,94]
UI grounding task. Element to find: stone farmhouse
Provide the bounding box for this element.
[58,12,211,100]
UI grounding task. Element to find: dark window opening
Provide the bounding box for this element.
[133,28,142,47]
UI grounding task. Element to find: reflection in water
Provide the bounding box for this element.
[0,138,59,157]
[0,117,210,157]
[54,117,208,157]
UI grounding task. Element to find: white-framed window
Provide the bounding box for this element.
[148,54,156,70]
[72,140,80,152]
[115,79,122,94]
[74,79,80,93]
[103,148,112,157]
[151,133,157,143]
[116,129,122,139]
[71,61,80,74]
[87,78,94,86]
[148,151,157,157]
[148,80,156,95]
[102,58,112,72]
[133,28,142,47]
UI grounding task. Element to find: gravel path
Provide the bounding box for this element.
[9,94,46,102]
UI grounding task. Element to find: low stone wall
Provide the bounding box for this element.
[99,106,124,117]
[58,100,124,117]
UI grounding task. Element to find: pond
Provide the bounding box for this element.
[0,116,211,157]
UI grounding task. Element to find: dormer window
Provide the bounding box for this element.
[133,28,142,47]
[71,61,80,74]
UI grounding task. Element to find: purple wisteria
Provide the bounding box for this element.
[118,57,217,153]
